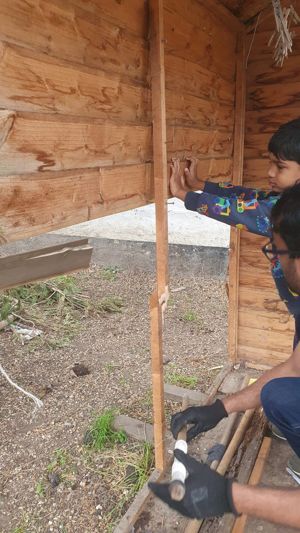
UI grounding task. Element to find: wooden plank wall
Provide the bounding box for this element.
[237,1,300,366]
[0,0,151,243]
[164,0,238,181]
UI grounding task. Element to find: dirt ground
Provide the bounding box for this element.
[0,265,228,533]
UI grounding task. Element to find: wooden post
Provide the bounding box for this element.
[150,0,169,302]
[150,291,166,471]
[228,29,247,363]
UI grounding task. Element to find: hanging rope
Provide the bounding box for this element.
[0,363,43,416]
[269,0,300,66]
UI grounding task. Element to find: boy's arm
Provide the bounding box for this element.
[184,189,275,237]
[170,159,275,237]
[180,157,266,199]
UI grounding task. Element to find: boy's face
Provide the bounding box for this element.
[268,153,300,193]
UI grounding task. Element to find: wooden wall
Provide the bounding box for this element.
[237,1,300,366]
[0,0,151,243]
[0,0,242,245]
[164,0,238,182]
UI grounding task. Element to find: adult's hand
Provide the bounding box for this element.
[171,399,228,441]
[149,449,237,519]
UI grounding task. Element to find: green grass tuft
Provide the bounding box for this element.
[100,267,120,282]
[97,296,124,314]
[165,371,198,389]
[85,410,127,450]
[182,310,198,322]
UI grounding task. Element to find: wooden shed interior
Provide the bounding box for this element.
[1,0,300,530]
[2,0,299,361]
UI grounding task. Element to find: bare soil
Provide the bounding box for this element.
[0,265,228,533]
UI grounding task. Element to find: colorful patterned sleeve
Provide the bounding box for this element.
[203,181,269,200]
[184,190,278,237]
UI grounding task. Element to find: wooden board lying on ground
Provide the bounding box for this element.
[0,239,92,289]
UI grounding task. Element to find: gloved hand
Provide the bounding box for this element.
[171,399,228,441]
[149,449,238,519]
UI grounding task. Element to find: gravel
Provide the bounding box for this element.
[0,265,228,532]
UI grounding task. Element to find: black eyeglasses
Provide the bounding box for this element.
[262,240,300,262]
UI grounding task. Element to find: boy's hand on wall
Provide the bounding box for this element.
[170,158,188,201]
[184,157,206,190]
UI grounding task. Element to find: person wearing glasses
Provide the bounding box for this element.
[170,119,300,351]
[149,184,300,528]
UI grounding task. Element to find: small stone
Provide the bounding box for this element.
[48,472,61,488]
[163,356,171,365]
[72,363,90,377]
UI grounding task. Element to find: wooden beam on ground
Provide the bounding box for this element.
[150,291,166,471]
[164,383,207,405]
[219,411,267,531]
[113,468,162,533]
[228,29,247,363]
[206,363,233,402]
[150,0,169,302]
[113,415,154,445]
[0,239,92,289]
[231,437,272,533]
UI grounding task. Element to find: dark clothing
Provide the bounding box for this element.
[185,182,300,319]
[294,315,300,349]
[261,378,300,457]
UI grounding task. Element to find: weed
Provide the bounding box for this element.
[100,267,120,282]
[85,410,127,450]
[11,513,31,533]
[104,362,117,373]
[97,296,124,314]
[166,371,198,389]
[47,448,69,473]
[100,442,154,530]
[142,389,153,407]
[35,481,45,497]
[182,310,198,322]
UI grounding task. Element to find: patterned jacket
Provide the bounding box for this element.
[185,182,300,317]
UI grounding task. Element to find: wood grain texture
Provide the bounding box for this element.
[0,44,150,122]
[219,0,271,21]
[166,90,234,130]
[0,164,152,242]
[150,0,169,300]
[0,0,149,81]
[164,0,236,82]
[0,113,152,175]
[165,54,235,105]
[0,239,92,289]
[167,126,233,160]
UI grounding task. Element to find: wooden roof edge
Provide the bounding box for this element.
[197,0,244,33]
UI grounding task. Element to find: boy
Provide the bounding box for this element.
[170,118,300,346]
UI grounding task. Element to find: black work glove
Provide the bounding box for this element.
[149,449,238,519]
[171,399,228,441]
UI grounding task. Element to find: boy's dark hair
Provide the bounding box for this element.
[271,183,300,257]
[268,118,300,163]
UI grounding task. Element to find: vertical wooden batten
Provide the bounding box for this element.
[149,0,169,471]
[150,291,166,471]
[228,30,247,362]
[150,0,169,301]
